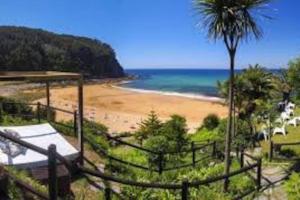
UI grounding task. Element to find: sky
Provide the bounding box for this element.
[0,0,299,69]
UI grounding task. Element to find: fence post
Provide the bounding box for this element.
[240,148,244,168]
[105,187,111,200]
[158,151,164,174]
[269,141,273,162]
[212,141,216,157]
[191,142,196,167]
[256,158,262,190]
[73,110,77,136]
[0,102,3,122]
[48,144,57,200]
[37,102,41,123]
[181,180,189,200]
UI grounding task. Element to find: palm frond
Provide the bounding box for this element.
[194,0,272,44]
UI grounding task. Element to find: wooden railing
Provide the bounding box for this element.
[269,140,300,161]
[0,101,263,199]
[78,157,261,200]
[0,130,74,200]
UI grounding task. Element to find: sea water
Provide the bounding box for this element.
[122,69,230,99]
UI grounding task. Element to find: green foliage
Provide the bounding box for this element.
[216,118,227,136]
[194,0,271,43]
[191,128,223,142]
[233,119,253,148]
[144,135,170,169]
[201,114,220,131]
[6,166,48,199]
[54,119,109,151]
[286,57,300,100]
[142,114,188,166]
[159,115,188,151]
[284,172,300,200]
[0,26,124,78]
[0,96,56,121]
[38,105,56,122]
[0,96,33,119]
[218,65,275,119]
[135,111,162,144]
[120,160,253,200]
[0,115,40,126]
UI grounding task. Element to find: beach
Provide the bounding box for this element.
[37,83,228,134]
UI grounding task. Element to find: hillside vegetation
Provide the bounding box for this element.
[0,26,124,78]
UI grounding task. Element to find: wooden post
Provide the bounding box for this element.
[105,187,111,200]
[256,158,262,190]
[158,151,163,174]
[191,142,196,167]
[240,148,244,168]
[212,141,217,157]
[181,180,189,200]
[46,81,51,121]
[78,77,84,165]
[235,147,239,159]
[269,141,273,162]
[48,144,57,200]
[0,102,3,122]
[73,110,77,136]
[37,102,41,123]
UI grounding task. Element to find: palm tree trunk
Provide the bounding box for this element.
[224,51,235,192]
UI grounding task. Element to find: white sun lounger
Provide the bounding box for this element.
[0,123,79,168]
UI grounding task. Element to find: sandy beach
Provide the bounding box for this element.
[37,83,228,133]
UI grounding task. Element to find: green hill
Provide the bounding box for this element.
[0,26,124,78]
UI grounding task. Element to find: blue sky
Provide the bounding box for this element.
[0,0,299,69]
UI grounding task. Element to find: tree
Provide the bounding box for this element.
[219,65,275,148]
[144,114,188,168]
[194,0,272,191]
[135,111,162,145]
[0,26,124,78]
[285,57,300,100]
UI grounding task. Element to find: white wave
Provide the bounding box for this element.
[114,85,224,102]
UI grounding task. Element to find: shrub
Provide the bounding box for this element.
[37,105,56,122]
[201,114,220,130]
[284,173,300,200]
[0,96,56,121]
[160,114,188,151]
[0,96,34,120]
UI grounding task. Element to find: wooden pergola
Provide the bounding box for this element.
[0,71,84,164]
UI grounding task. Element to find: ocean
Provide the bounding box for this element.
[121,69,230,100]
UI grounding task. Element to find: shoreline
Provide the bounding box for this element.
[37,82,228,134]
[113,78,224,103]
[114,84,224,103]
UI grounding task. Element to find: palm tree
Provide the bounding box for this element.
[194,0,272,191]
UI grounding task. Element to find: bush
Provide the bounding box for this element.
[0,96,34,120]
[160,114,188,151]
[201,114,220,130]
[0,96,56,122]
[37,105,56,122]
[284,172,300,200]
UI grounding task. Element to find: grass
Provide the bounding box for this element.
[260,108,300,156]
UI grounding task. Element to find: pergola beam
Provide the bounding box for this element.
[78,76,84,165]
[46,81,51,121]
[0,71,85,165]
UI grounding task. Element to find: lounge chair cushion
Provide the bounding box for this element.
[0,129,26,158]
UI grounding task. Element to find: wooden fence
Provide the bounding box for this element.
[269,140,300,161]
[0,101,263,199]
